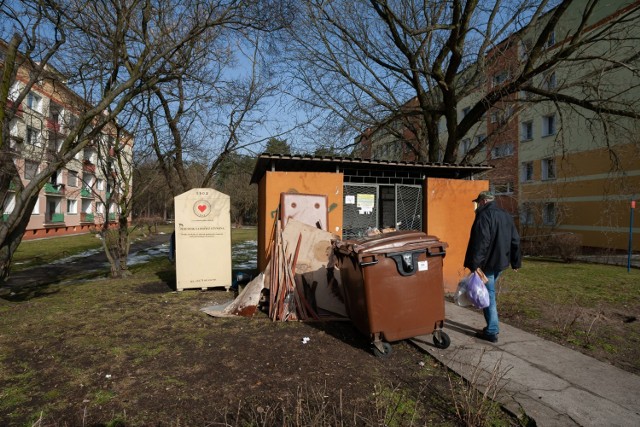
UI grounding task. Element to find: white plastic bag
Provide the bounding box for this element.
[454,276,473,307]
[467,271,490,309]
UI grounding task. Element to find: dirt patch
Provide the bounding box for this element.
[501,301,640,375]
[0,271,518,426]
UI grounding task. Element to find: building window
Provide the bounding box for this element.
[521,162,534,182]
[545,31,556,49]
[543,203,556,225]
[26,126,40,145]
[26,92,42,113]
[460,139,471,156]
[83,173,95,188]
[497,106,514,125]
[68,114,79,130]
[521,121,533,140]
[520,203,534,225]
[50,170,63,186]
[474,134,486,147]
[49,104,63,129]
[67,199,78,214]
[67,170,78,187]
[492,182,514,195]
[519,40,532,60]
[490,112,498,123]
[543,72,557,90]
[8,82,22,102]
[32,197,40,215]
[96,179,104,191]
[542,114,556,136]
[84,147,97,164]
[542,158,556,180]
[462,107,470,117]
[25,160,38,180]
[3,193,15,214]
[491,143,514,159]
[82,199,93,214]
[493,71,509,87]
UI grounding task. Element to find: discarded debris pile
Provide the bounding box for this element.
[268,219,319,321]
[203,219,347,321]
[200,273,265,318]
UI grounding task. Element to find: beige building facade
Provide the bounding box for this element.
[2,40,133,240]
[514,0,640,251]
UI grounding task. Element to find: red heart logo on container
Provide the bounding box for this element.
[197,205,207,212]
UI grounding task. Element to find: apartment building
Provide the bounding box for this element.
[512,1,640,251]
[356,1,640,252]
[1,40,133,240]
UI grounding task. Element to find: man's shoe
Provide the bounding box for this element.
[475,331,498,343]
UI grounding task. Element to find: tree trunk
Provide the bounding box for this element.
[102,216,132,279]
[117,216,130,278]
[0,197,38,282]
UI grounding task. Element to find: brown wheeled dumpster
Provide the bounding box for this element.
[334,231,450,357]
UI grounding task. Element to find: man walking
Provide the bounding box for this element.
[464,191,522,343]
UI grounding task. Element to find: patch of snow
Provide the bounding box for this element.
[51,248,103,265]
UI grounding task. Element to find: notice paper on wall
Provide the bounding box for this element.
[357,194,375,214]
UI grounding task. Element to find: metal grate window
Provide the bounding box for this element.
[342,184,423,239]
[396,185,422,231]
[343,184,379,239]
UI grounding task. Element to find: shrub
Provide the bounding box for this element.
[133,216,163,235]
[552,233,582,263]
[521,233,582,262]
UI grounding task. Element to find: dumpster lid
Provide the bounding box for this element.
[334,230,447,255]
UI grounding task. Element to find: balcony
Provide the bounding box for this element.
[44,183,65,195]
[83,160,96,174]
[46,212,65,223]
[80,187,93,198]
[9,137,23,153]
[80,212,95,223]
[46,119,61,134]
[7,100,23,118]
[45,150,57,162]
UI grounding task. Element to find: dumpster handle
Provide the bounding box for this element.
[360,259,379,267]
[427,251,446,257]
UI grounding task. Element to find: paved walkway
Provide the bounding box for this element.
[411,302,640,427]
[576,253,640,269]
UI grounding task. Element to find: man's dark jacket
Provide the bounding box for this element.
[464,201,522,273]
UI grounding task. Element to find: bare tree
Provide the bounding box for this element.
[89,124,137,278]
[284,0,640,162]
[215,153,257,227]
[132,159,175,219]
[138,30,289,198]
[0,0,278,281]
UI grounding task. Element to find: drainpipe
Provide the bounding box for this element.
[629,200,636,273]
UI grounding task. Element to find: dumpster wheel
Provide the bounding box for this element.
[432,331,451,349]
[372,341,392,358]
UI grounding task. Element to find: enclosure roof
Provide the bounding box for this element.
[250,153,492,184]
